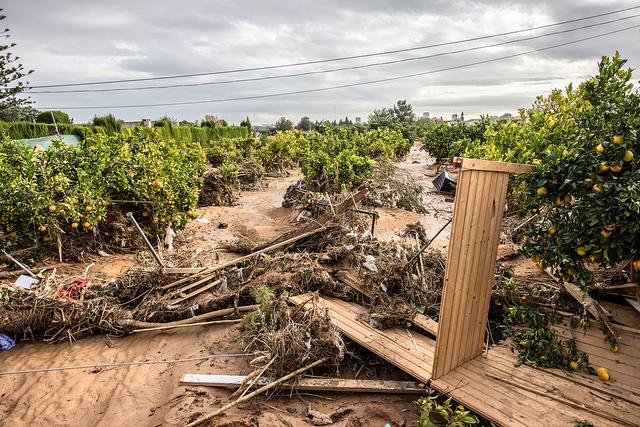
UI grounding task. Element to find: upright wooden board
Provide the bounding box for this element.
[432,168,510,379]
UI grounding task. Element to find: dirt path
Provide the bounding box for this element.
[0,147,452,426]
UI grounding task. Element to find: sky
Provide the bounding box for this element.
[4,0,640,125]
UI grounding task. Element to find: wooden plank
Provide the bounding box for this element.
[446,169,485,373]
[432,167,473,379]
[411,314,438,336]
[453,157,535,174]
[180,374,427,394]
[163,267,208,275]
[467,172,508,360]
[433,169,510,379]
[288,294,435,383]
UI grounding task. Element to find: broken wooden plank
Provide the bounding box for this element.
[412,313,438,336]
[180,374,427,394]
[187,358,327,426]
[603,283,638,293]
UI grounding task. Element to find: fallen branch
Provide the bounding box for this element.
[543,268,619,340]
[131,319,242,334]
[186,357,328,427]
[118,305,258,330]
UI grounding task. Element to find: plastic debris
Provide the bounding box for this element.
[0,333,15,351]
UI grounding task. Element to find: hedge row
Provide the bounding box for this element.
[0,122,100,140]
[0,121,250,147]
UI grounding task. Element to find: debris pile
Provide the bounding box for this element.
[241,293,345,377]
[198,169,238,207]
[363,162,427,213]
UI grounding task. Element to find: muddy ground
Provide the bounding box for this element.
[0,145,483,427]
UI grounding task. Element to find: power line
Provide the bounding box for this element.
[25,5,640,89]
[27,13,640,94]
[38,24,639,110]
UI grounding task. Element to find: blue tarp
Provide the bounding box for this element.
[18,134,81,150]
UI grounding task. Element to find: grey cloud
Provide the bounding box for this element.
[4,0,639,123]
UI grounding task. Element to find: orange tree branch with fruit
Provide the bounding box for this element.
[462,52,639,291]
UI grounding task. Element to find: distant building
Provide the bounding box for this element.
[500,113,514,120]
[422,112,430,119]
[452,113,458,121]
[122,118,154,128]
[355,117,361,124]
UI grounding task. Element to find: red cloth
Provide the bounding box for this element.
[57,278,89,299]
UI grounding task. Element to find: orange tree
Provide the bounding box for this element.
[0,128,205,253]
[465,53,639,289]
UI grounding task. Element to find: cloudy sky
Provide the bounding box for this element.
[4,0,640,125]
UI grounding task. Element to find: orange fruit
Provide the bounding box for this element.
[613,135,623,145]
[610,164,622,173]
[48,204,57,213]
[71,222,79,229]
[592,184,602,193]
[623,150,634,162]
[596,143,604,153]
[598,163,609,174]
[83,221,92,229]
[536,187,548,197]
[38,225,47,232]
[576,247,587,256]
[597,367,610,381]
[563,194,572,204]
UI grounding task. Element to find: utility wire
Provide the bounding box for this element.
[24,5,640,89]
[27,13,640,94]
[38,24,640,110]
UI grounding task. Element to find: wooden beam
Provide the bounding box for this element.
[453,157,534,174]
[180,374,427,394]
